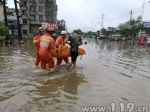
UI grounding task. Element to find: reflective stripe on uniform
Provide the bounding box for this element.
[40,38,50,43]
[33,40,37,43]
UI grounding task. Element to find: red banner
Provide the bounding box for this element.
[47,22,57,30]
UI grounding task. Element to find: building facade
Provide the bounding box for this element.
[57,19,66,28]
[6,7,21,35]
[57,19,66,34]
[19,0,58,36]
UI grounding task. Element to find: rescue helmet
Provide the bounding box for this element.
[61,31,67,35]
[38,27,45,32]
[46,27,55,32]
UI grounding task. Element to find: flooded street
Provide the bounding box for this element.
[0,38,150,112]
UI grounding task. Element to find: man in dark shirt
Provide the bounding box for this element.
[66,30,83,69]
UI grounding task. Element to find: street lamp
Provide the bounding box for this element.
[141,0,145,24]
[84,25,86,33]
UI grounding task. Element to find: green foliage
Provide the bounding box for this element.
[87,31,93,35]
[93,32,98,36]
[102,15,148,37]
[136,23,147,31]
[107,27,115,35]
[101,28,107,35]
[58,25,65,30]
[130,19,136,26]
[0,22,9,37]
[119,18,148,37]
[97,30,100,34]
[119,27,130,37]
[136,15,142,22]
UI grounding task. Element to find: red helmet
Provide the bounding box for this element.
[46,27,55,32]
[38,27,44,32]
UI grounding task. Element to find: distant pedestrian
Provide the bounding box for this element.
[66,30,83,69]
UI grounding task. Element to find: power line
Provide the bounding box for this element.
[101,13,104,29]
[104,1,150,24]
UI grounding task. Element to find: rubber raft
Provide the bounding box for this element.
[50,46,86,58]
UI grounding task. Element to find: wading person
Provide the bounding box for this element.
[66,30,83,69]
[55,31,69,66]
[36,27,55,72]
[32,27,45,67]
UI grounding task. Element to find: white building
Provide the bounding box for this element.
[57,19,66,28]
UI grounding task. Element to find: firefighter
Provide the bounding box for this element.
[33,27,45,67]
[55,31,69,66]
[36,27,55,72]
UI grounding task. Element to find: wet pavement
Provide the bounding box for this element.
[0,38,150,112]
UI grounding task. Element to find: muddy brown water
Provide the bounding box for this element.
[0,38,150,112]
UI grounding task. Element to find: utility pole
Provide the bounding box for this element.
[3,0,10,44]
[100,13,104,35]
[141,0,145,22]
[14,0,23,45]
[139,0,145,36]
[129,10,132,38]
[3,0,8,27]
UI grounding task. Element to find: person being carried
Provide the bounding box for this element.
[36,27,55,72]
[32,27,45,67]
[55,31,69,66]
[66,30,83,69]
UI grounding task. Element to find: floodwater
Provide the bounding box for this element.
[0,38,150,112]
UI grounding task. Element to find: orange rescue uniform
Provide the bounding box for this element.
[33,34,43,66]
[37,34,55,70]
[55,35,69,65]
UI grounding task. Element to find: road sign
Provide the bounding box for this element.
[42,22,48,30]
[42,22,57,30]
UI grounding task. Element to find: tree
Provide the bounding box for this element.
[58,25,65,30]
[0,22,9,37]
[97,30,100,35]
[136,23,147,32]
[107,27,115,35]
[129,19,136,36]
[92,32,97,36]
[137,15,142,22]
[101,28,107,35]
[130,19,135,26]
[87,31,92,35]
[102,15,148,37]
[107,27,112,32]
[119,27,130,37]
[76,29,83,34]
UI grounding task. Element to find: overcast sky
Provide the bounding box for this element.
[7,0,150,32]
